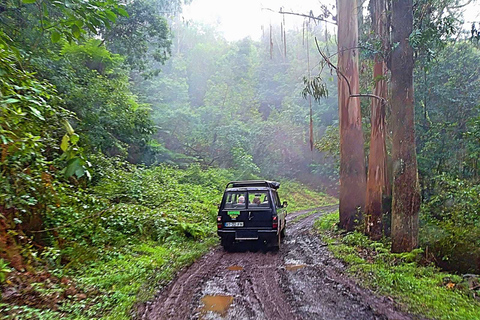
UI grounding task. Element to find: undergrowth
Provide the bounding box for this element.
[1,157,332,319]
[314,211,480,320]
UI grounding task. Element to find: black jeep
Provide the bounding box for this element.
[216,180,287,250]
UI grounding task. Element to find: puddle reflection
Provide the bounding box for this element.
[285,264,306,271]
[227,265,243,271]
[201,295,234,316]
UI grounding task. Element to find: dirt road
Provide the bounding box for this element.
[138,206,415,320]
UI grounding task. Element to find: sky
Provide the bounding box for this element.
[182,0,335,41]
[182,0,480,42]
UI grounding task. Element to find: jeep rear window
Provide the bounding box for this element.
[248,191,270,208]
[224,192,247,209]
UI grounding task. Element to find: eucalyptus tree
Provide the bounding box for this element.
[337,0,366,231]
[365,0,390,240]
[390,0,421,253]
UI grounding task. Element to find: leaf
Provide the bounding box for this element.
[21,0,36,3]
[42,2,49,16]
[29,106,45,120]
[0,135,12,144]
[51,31,61,43]
[89,17,102,28]
[74,166,85,178]
[61,134,70,152]
[117,7,129,17]
[74,20,84,28]
[104,10,117,22]
[65,158,81,178]
[71,24,81,39]
[85,22,98,34]
[70,133,80,145]
[3,98,20,104]
[63,120,74,135]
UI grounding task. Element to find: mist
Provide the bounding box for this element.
[131,17,341,193]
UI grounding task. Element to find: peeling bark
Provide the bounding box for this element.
[337,0,366,231]
[365,0,389,240]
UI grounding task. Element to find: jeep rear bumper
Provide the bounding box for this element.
[218,229,277,241]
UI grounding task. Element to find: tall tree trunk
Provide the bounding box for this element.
[366,0,389,240]
[390,0,421,252]
[337,0,366,231]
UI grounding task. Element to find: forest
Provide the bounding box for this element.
[0,0,479,319]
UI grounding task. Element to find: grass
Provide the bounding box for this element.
[1,237,217,320]
[314,211,480,320]
[279,180,338,211]
[290,210,319,224]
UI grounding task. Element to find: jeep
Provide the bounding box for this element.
[216,180,287,250]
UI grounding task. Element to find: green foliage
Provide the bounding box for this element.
[415,42,480,180]
[0,259,11,283]
[315,209,340,232]
[0,0,126,45]
[44,39,156,159]
[1,157,233,318]
[0,44,69,213]
[302,75,329,101]
[420,175,480,273]
[278,180,337,212]
[133,22,339,184]
[411,0,461,67]
[103,0,172,74]
[315,212,480,320]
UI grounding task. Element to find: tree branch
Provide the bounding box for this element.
[447,0,474,9]
[314,37,388,107]
[314,37,352,95]
[262,8,337,26]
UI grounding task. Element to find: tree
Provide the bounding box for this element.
[390,0,421,252]
[365,0,390,240]
[337,0,366,231]
[102,0,172,74]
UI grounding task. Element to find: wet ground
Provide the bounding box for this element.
[138,206,416,320]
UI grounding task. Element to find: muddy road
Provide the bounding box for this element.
[139,206,415,320]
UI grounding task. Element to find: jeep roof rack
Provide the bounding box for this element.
[225,180,280,189]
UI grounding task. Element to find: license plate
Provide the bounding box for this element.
[225,222,244,227]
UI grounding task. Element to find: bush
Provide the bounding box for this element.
[420,175,480,273]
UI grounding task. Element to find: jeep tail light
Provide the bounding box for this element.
[217,216,222,229]
[272,216,278,229]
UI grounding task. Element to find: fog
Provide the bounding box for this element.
[131,15,340,193]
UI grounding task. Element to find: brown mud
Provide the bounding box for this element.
[138,206,417,320]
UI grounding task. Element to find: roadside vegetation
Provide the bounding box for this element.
[0,154,333,319]
[315,211,480,320]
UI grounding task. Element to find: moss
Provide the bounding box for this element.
[315,211,480,320]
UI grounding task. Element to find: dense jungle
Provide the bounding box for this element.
[0,0,479,319]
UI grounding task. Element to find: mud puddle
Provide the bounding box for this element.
[285,264,306,271]
[226,265,243,271]
[200,295,234,316]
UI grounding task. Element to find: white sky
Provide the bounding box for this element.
[182,0,335,41]
[183,0,480,42]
